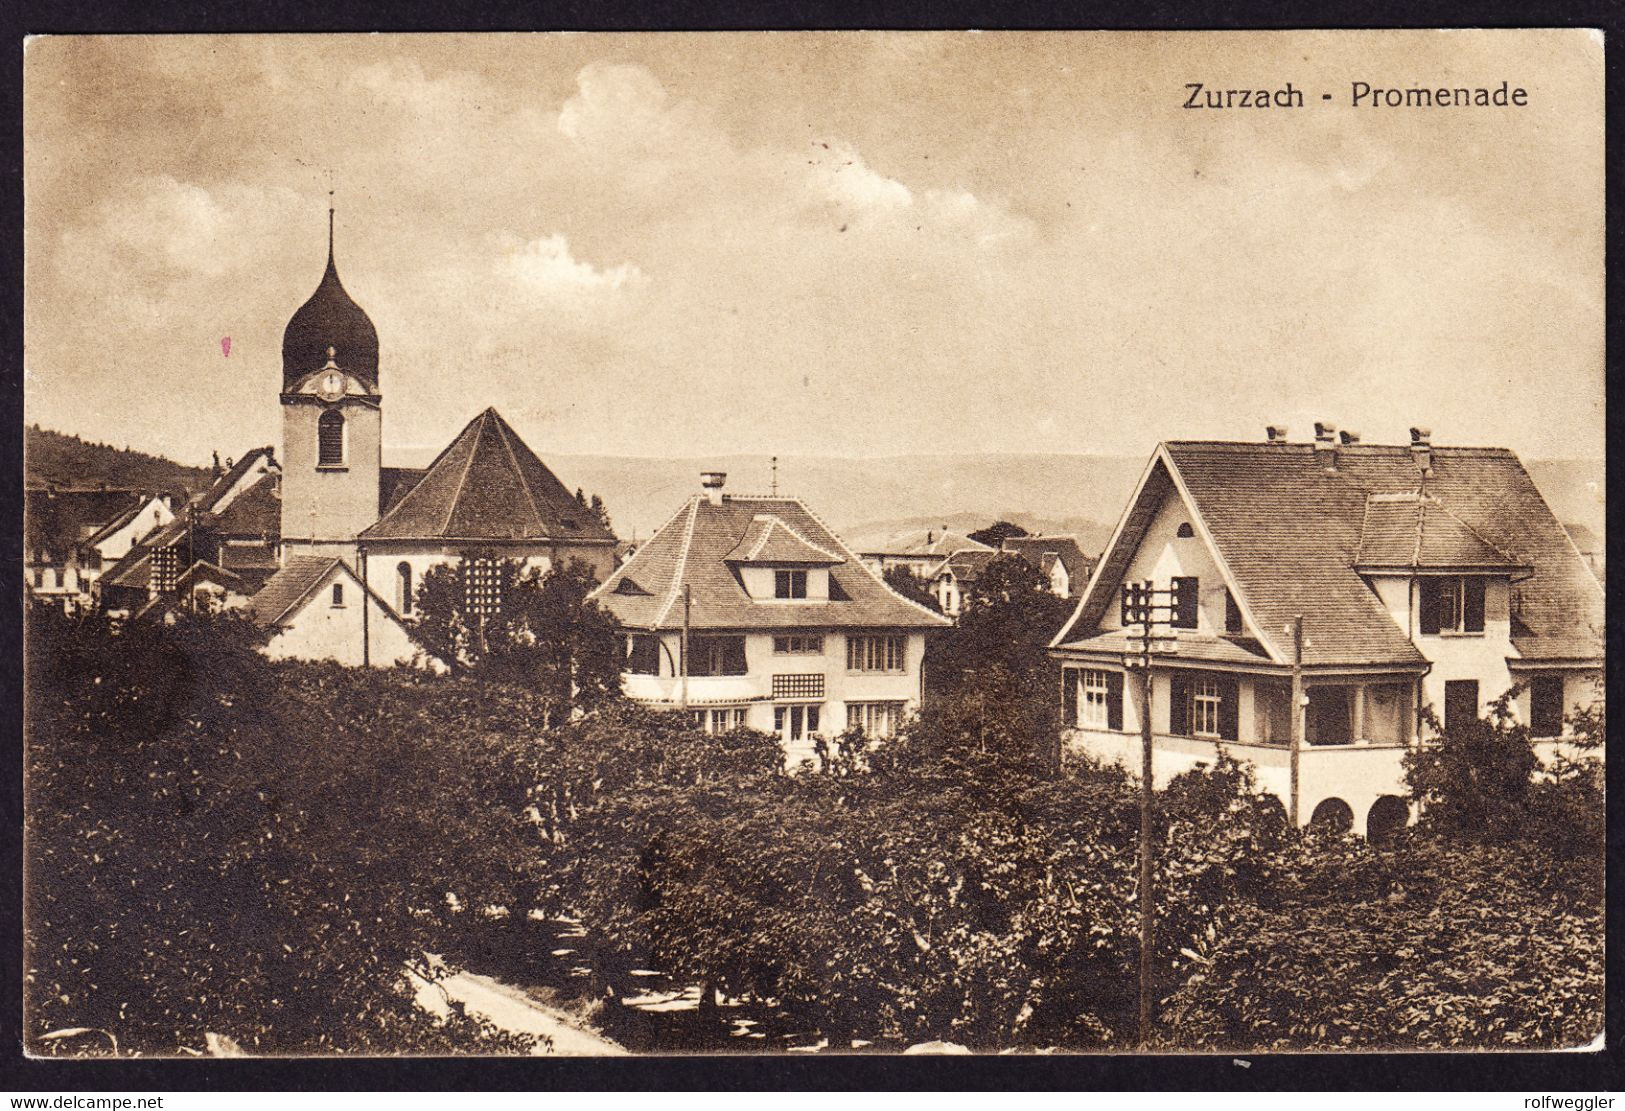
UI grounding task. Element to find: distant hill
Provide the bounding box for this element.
[500,452,1152,545]
[29,428,1603,557]
[1523,458,1605,538]
[25,425,213,497]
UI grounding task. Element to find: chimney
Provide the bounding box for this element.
[1265,424,1290,443]
[1409,427,1433,475]
[700,471,727,506]
[1313,421,1337,471]
[1339,429,1361,446]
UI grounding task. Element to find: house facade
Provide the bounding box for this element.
[1050,425,1604,838]
[247,556,418,668]
[24,489,175,612]
[593,472,951,765]
[999,534,1095,600]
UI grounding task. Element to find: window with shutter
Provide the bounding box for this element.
[1462,578,1485,632]
[1169,671,1190,736]
[1418,578,1442,635]
[318,409,345,467]
[1529,676,1565,737]
[1173,576,1199,629]
[1217,676,1239,741]
[1106,670,1125,731]
[1421,576,1486,635]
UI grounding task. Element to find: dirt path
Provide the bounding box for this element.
[409,964,627,1055]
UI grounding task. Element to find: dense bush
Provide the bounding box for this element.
[25,604,1605,1055]
[1160,832,1604,1049]
[25,609,545,1055]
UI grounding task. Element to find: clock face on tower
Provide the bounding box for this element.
[317,370,346,402]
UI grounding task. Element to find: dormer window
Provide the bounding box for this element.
[1419,576,1485,635]
[775,569,808,599]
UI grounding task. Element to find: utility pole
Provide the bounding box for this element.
[1122,578,1179,1048]
[679,583,692,710]
[1289,615,1304,828]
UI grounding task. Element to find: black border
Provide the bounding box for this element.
[4,0,1622,1093]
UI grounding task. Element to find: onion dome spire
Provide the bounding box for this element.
[281,197,379,393]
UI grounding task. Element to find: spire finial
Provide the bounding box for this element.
[326,169,335,267]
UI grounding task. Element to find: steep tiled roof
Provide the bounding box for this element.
[861,529,992,558]
[379,467,428,516]
[194,448,276,514]
[246,557,341,627]
[935,548,999,583]
[210,474,280,539]
[723,515,843,565]
[361,408,615,544]
[175,560,248,594]
[1001,534,1097,594]
[1057,442,1603,668]
[593,494,951,631]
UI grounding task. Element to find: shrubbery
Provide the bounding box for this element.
[25,604,1604,1054]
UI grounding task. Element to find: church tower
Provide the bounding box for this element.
[279,207,382,561]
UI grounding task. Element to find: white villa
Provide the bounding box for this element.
[1050,424,1605,838]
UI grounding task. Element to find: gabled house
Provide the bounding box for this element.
[1000,534,1096,600]
[930,547,1000,618]
[856,529,992,578]
[246,556,418,668]
[1049,425,1604,838]
[23,488,176,611]
[99,448,282,613]
[592,472,951,765]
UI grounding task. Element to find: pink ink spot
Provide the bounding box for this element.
[221,336,232,358]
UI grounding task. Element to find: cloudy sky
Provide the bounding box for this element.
[24,31,1603,467]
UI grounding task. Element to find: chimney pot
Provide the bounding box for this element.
[700,471,727,505]
[1313,421,1338,471]
[1409,428,1433,474]
[1339,429,1361,446]
[1266,424,1290,443]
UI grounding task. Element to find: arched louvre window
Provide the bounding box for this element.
[397,562,412,615]
[318,409,345,466]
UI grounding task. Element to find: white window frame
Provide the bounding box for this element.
[1080,669,1111,729]
[773,634,824,655]
[847,634,905,673]
[1191,677,1222,738]
[774,569,808,599]
[846,700,904,738]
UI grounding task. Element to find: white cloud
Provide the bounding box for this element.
[500,233,645,298]
[806,145,913,213]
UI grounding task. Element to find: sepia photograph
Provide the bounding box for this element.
[19,29,1606,1063]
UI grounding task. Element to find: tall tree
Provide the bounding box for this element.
[407,553,622,722]
[967,520,1028,548]
[882,564,941,613]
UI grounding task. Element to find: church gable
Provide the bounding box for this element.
[359,408,614,544]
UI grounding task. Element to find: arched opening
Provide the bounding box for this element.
[1366,795,1410,845]
[318,409,345,466]
[396,562,412,615]
[1308,797,1353,835]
